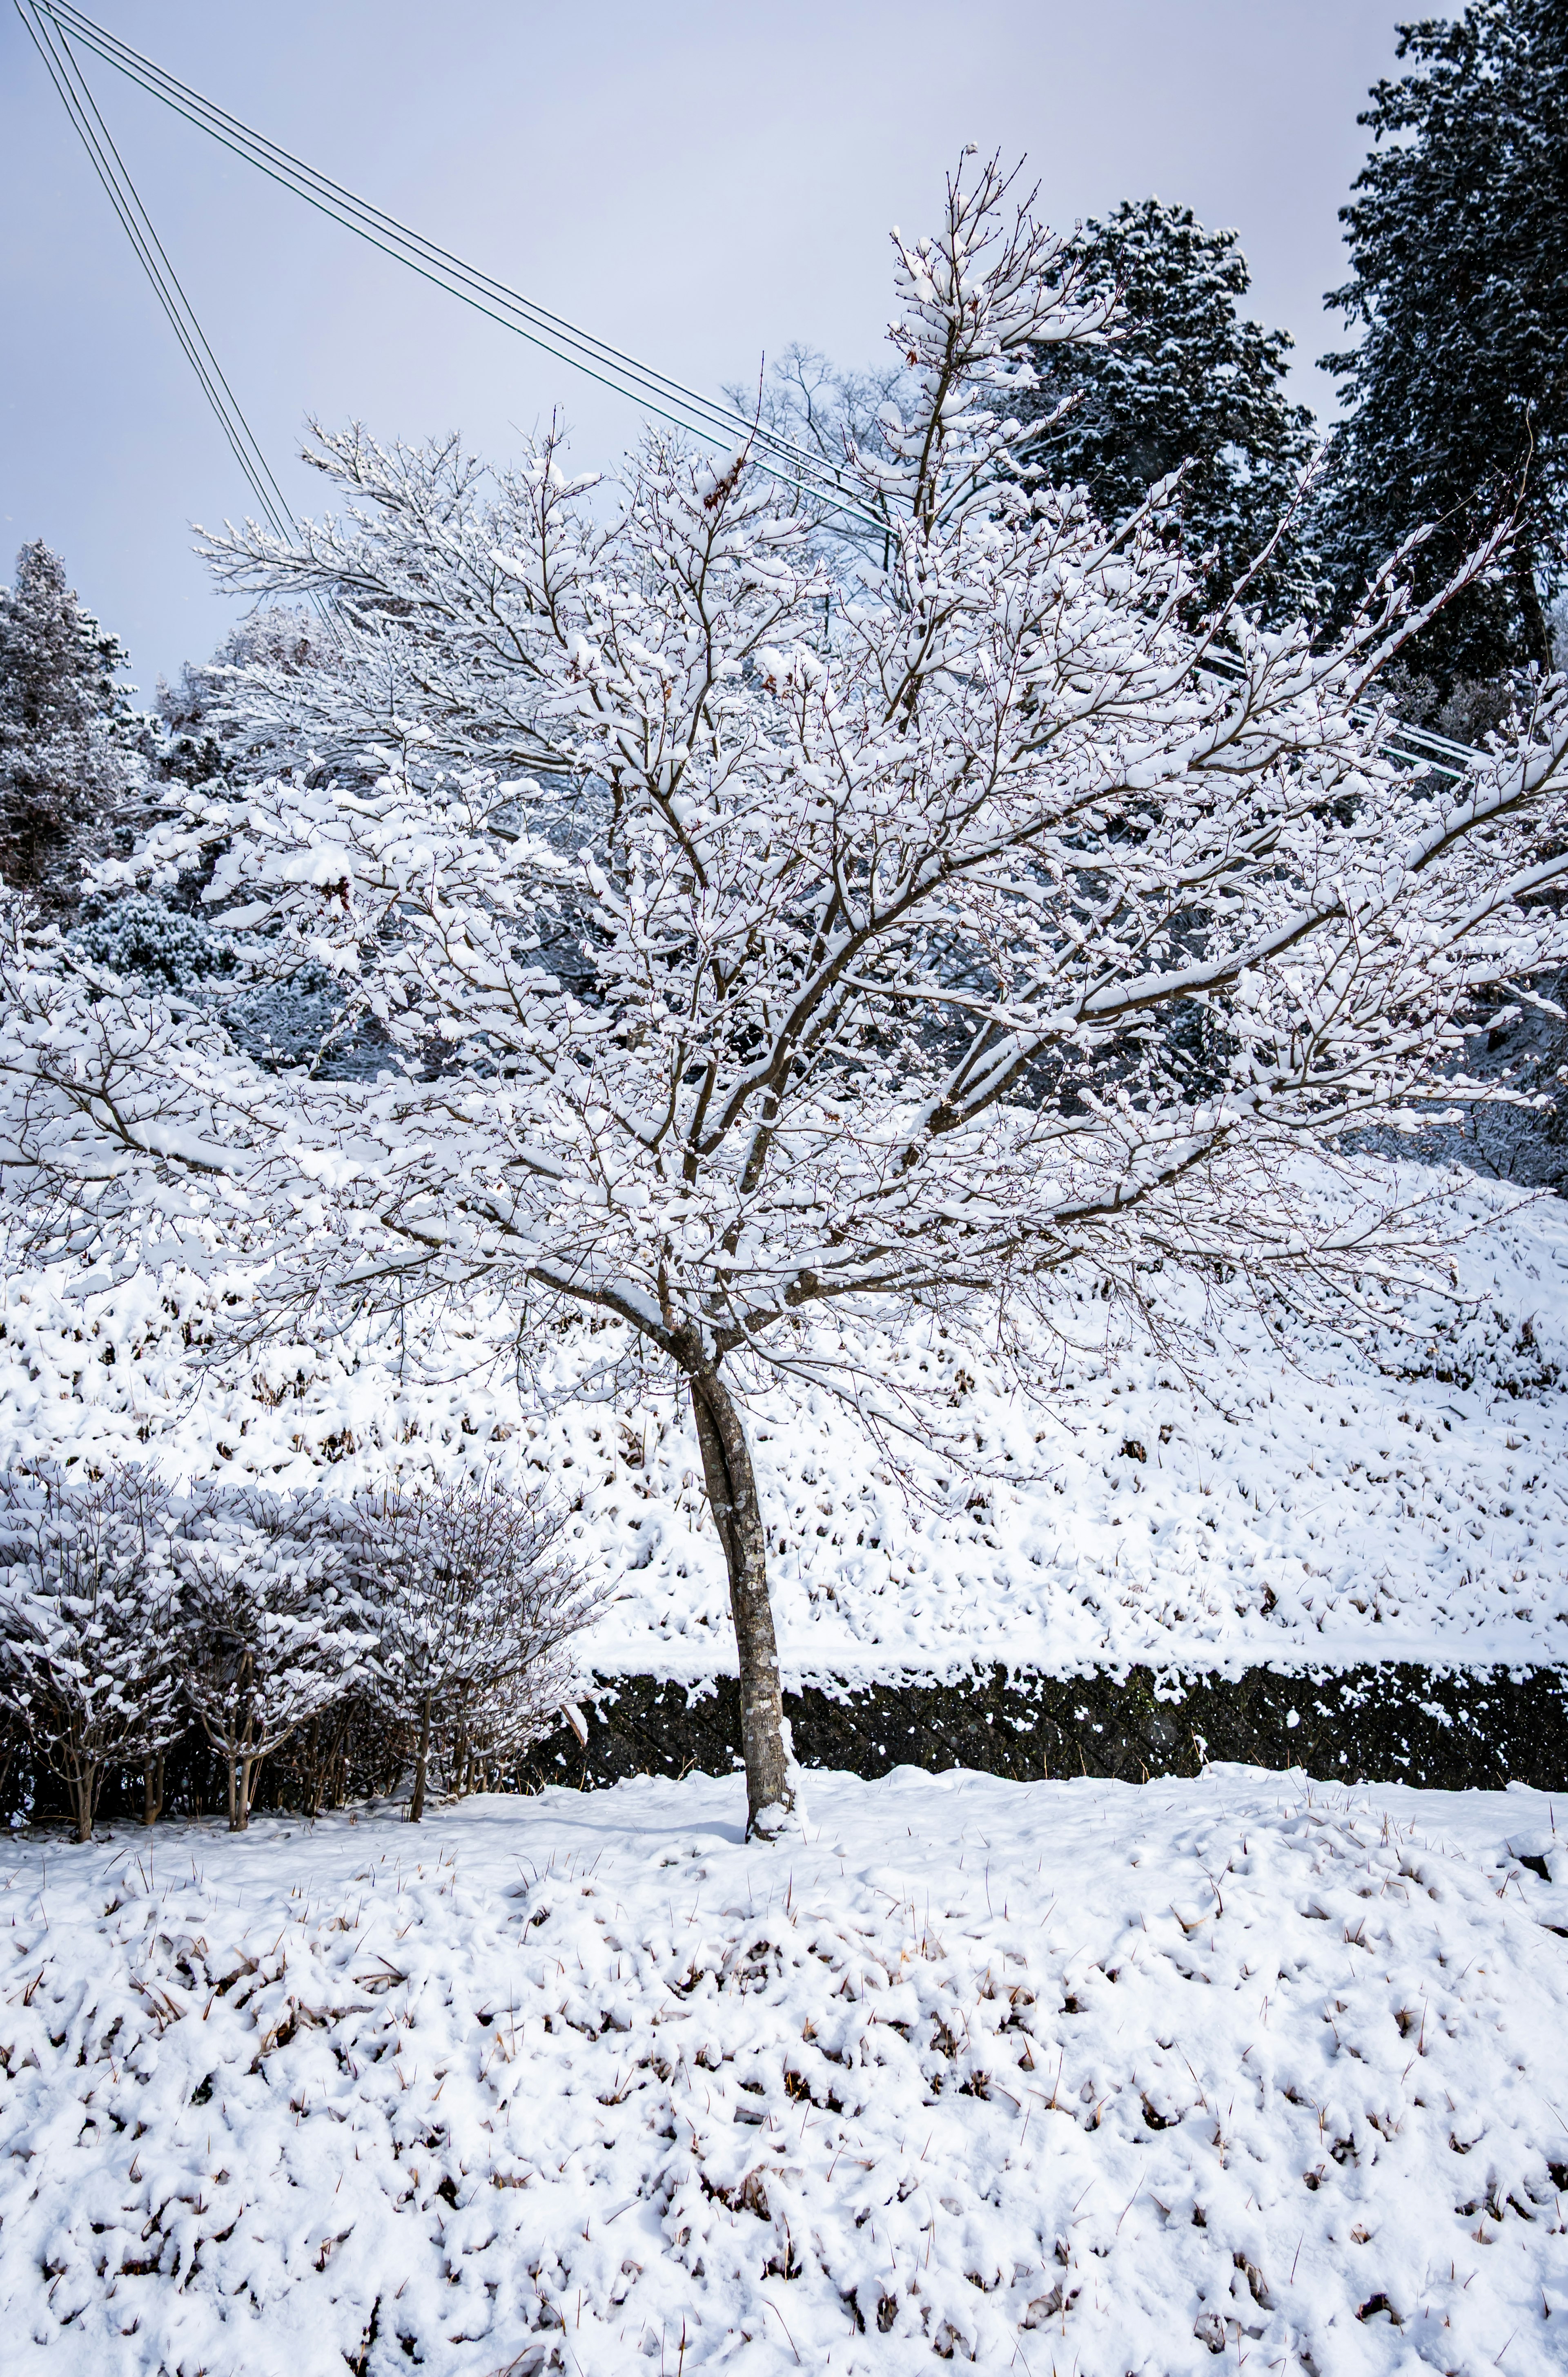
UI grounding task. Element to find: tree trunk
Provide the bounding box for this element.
[410,1690,432,1823]
[72,1761,97,1844]
[687,1366,797,1836]
[1513,545,1554,676]
[230,1716,255,1832]
[143,1752,165,1829]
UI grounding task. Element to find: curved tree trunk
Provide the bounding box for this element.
[687,1366,797,1836]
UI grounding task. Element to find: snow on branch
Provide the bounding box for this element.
[4,154,1568,1415]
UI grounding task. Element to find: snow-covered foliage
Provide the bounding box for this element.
[0,1469,185,1840]
[176,1492,371,1831]
[2,1768,1565,2374]
[69,891,236,989]
[7,153,1568,1826]
[154,603,340,789]
[0,1159,1564,1687]
[1319,0,1568,684]
[1017,196,1319,622]
[348,1477,597,1820]
[0,541,140,901]
[101,159,1568,1369]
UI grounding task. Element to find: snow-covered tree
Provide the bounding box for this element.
[1317,0,1568,687]
[178,1494,369,1830]
[0,542,138,900]
[347,1476,591,1820]
[10,154,1568,1835]
[723,343,913,566]
[1013,198,1319,622]
[154,602,339,790]
[0,1467,184,1841]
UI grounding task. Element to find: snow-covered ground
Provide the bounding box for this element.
[4,1164,1568,1684]
[2,1767,1566,2373]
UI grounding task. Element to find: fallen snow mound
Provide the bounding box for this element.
[2,1768,1566,2373]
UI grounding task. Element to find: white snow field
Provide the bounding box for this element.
[2,1767,1566,2375]
[3,1163,1568,1686]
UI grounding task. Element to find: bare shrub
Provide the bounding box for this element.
[346,1475,599,1822]
[0,1467,185,1841]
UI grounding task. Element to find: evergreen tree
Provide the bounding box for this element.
[1318,1,1568,689]
[0,542,136,896]
[1017,198,1318,620]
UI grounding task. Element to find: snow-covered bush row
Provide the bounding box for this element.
[0,1468,594,1833]
[1,1768,1564,2373]
[1,1160,1564,1690]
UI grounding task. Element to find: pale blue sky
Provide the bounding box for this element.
[2,1,1405,690]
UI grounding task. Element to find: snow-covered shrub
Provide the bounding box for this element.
[69,890,235,989]
[0,1466,185,1842]
[346,1476,596,1820]
[177,1492,371,1831]
[71,892,379,1077]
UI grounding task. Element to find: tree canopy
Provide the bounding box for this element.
[9,157,1568,1831]
[0,542,136,898]
[1317,0,1568,688]
[1016,197,1317,622]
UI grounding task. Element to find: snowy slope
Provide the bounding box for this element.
[2,1768,1565,2373]
[2,1164,1567,1681]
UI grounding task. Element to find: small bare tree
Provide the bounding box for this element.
[347,1475,595,1821]
[179,1492,369,1830]
[0,1466,184,1841]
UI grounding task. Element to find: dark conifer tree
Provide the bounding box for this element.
[1317,1,1568,690]
[1018,198,1318,621]
[0,541,136,896]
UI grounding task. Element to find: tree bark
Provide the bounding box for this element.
[687,1366,797,1835]
[143,1751,165,1829]
[71,1760,96,1844]
[1513,545,1554,676]
[410,1690,432,1823]
[232,1714,256,1832]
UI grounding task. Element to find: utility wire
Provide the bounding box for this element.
[16,0,298,548]
[24,0,1488,782]
[31,0,888,536]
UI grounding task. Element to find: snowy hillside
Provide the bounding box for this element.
[3,1768,1566,2374]
[2,1161,1566,1687]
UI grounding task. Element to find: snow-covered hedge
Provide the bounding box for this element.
[0,1470,592,1831]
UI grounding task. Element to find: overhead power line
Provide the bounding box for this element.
[15,0,298,548]
[27,0,887,537]
[21,0,1487,782]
